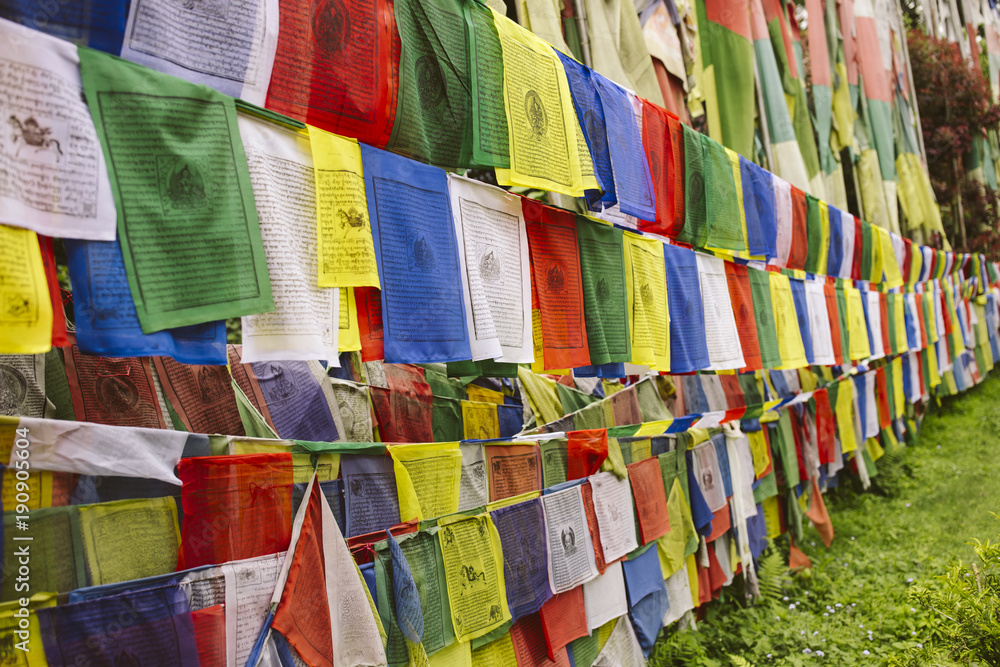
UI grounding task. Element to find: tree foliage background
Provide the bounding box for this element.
[907,28,1000,256]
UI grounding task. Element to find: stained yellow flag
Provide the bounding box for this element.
[439,514,512,642]
[339,287,361,351]
[79,497,180,585]
[845,284,871,361]
[389,442,462,521]
[307,126,380,288]
[0,225,52,354]
[657,478,698,579]
[769,272,808,369]
[623,232,669,370]
[462,400,500,440]
[491,10,598,196]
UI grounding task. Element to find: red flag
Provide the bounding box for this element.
[567,429,608,480]
[273,482,335,667]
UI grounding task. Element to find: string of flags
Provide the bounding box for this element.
[1,1,1000,666]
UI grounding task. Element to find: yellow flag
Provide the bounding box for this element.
[491,11,598,196]
[762,495,782,539]
[0,593,55,666]
[1,469,53,510]
[893,294,909,352]
[517,367,564,426]
[747,429,772,478]
[635,420,672,437]
[339,287,361,351]
[834,379,859,453]
[230,438,339,482]
[429,637,473,667]
[466,385,505,405]
[0,225,52,354]
[623,232,669,370]
[389,442,462,521]
[472,632,517,666]
[439,514,512,642]
[462,400,500,440]
[817,201,830,274]
[307,126,380,288]
[908,246,923,284]
[876,227,903,288]
[845,284,871,360]
[685,553,700,608]
[722,147,750,256]
[924,290,939,344]
[79,497,180,586]
[769,272,808,369]
[657,478,698,579]
[891,356,905,419]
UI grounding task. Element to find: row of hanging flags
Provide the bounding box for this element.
[3,314,998,666]
[1,11,998,371]
[2,0,1000,664]
[701,0,919,230]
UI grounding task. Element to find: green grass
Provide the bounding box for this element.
[649,371,1000,666]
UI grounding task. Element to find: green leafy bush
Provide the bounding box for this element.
[890,516,1000,666]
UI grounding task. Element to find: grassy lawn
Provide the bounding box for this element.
[650,371,1000,666]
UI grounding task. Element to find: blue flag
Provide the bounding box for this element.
[663,243,710,372]
[360,144,472,364]
[827,205,845,277]
[64,239,226,365]
[1,0,128,52]
[556,51,615,205]
[592,72,657,222]
[740,157,777,259]
[789,277,814,364]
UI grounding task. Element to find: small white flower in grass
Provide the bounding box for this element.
[911,631,916,636]
[851,536,856,541]
[851,603,856,607]
[790,604,796,610]
[905,503,911,507]
[776,616,781,621]
[783,596,789,601]
[936,445,941,449]
[917,644,923,649]
[815,650,825,657]
[801,630,806,635]
[862,650,870,656]
[907,578,914,583]
[823,612,829,617]
[813,631,819,636]
[803,648,812,654]
[859,624,864,628]
[836,603,842,608]
[767,655,772,659]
